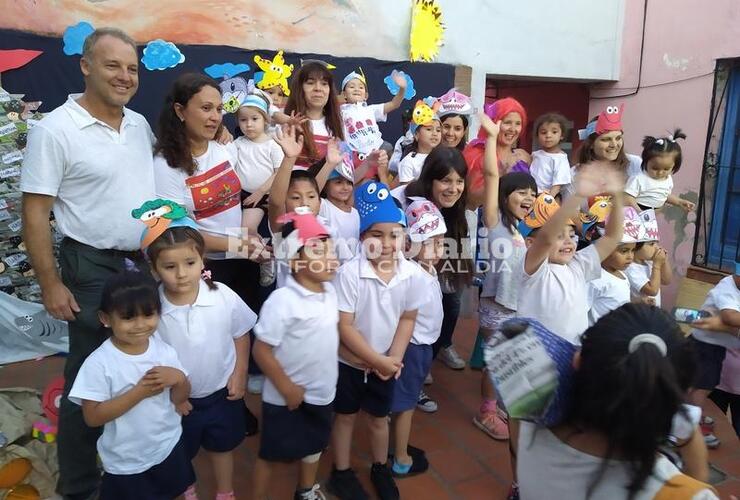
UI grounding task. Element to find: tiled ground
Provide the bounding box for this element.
[1,317,738,499]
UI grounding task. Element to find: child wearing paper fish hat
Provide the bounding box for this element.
[623,208,673,307]
[397,97,442,184]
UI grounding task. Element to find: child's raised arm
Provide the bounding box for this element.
[314,138,343,193]
[479,112,501,229]
[269,124,303,230]
[382,71,408,115]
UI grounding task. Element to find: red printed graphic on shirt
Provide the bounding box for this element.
[185,160,241,220]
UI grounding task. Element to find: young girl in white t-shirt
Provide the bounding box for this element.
[397,98,442,184]
[529,112,571,198]
[69,270,193,500]
[624,210,673,307]
[625,129,695,212]
[233,91,285,235]
[137,209,257,500]
[319,153,360,261]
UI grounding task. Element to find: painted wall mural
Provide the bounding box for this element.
[2,0,406,60]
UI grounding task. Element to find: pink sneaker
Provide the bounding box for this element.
[184,485,199,500]
[473,401,509,440]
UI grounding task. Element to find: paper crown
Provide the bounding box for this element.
[483,317,576,427]
[254,50,293,96]
[341,68,366,90]
[409,96,441,134]
[438,88,473,116]
[517,194,572,237]
[405,197,447,242]
[276,208,331,261]
[355,181,406,233]
[578,104,624,140]
[132,199,199,249]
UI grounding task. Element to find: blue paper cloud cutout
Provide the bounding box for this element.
[204,63,250,79]
[384,71,416,101]
[62,21,95,56]
[141,40,185,71]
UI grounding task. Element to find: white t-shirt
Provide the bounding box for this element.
[529,150,572,193]
[480,219,526,311]
[231,136,284,193]
[409,262,443,345]
[587,268,631,326]
[691,276,740,349]
[20,94,155,251]
[624,261,662,307]
[156,281,257,398]
[516,245,602,345]
[68,336,185,475]
[517,421,718,500]
[340,102,386,154]
[625,172,673,208]
[319,198,360,260]
[390,184,410,211]
[398,152,429,183]
[153,141,242,258]
[335,251,426,365]
[254,276,339,406]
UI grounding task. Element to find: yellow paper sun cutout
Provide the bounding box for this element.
[409,0,445,63]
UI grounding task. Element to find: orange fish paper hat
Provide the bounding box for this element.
[517,193,574,237]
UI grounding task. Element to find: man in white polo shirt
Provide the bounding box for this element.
[21,28,154,500]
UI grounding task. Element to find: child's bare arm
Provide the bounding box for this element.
[549,185,562,198]
[382,71,407,115]
[624,193,640,210]
[720,308,740,328]
[640,249,666,296]
[594,192,624,261]
[660,251,673,286]
[226,334,249,400]
[253,339,305,409]
[387,309,418,361]
[479,112,501,229]
[315,139,342,193]
[338,311,382,366]
[666,193,695,212]
[269,125,303,230]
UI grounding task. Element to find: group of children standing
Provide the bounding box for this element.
[64,54,737,500]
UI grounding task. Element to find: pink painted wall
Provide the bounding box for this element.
[588,0,740,306]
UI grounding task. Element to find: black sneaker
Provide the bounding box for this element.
[327,467,369,500]
[370,462,400,500]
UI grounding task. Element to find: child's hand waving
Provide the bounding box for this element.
[325,138,342,167]
[274,124,304,159]
[478,111,501,139]
[391,70,408,90]
[574,162,624,197]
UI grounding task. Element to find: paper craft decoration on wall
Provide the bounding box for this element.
[0,50,43,74]
[254,50,293,96]
[220,77,254,114]
[409,0,445,62]
[141,39,185,71]
[62,21,95,56]
[204,62,250,80]
[383,70,416,100]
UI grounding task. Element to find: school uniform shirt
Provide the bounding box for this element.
[319,198,360,260]
[516,245,602,345]
[68,336,185,475]
[625,172,673,208]
[480,219,526,311]
[295,117,331,170]
[529,150,572,193]
[254,276,340,406]
[20,94,155,251]
[153,141,242,259]
[335,250,427,365]
[340,102,386,154]
[587,269,631,326]
[397,152,429,183]
[156,280,257,398]
[517,421,718,500]
[624,261,662,307]
[718,348,740,395]
[409,262,444,346]
[691,276,740,349]
[231,136,284,193]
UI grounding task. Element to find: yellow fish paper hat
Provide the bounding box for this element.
[409,96,441,134]
[517,193,574,237]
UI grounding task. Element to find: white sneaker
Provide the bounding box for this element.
[439,346,465,370]
[416,391,438,413]
[424,372,433,385]
[247,375,265,395]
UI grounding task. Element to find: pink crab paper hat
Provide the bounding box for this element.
[405,197,447,242]
[578,104,624,140]
[276,208,331,261]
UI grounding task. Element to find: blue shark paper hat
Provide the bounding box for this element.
[354,181,406,234]
[483,317,577,427]
[131,199,199,249]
